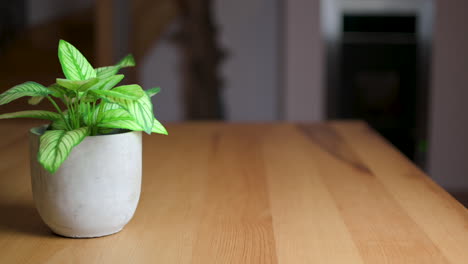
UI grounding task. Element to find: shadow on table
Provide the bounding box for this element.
[451,191,468,208]
[0,202,53,237]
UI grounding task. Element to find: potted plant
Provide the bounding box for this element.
[0,40,167,238]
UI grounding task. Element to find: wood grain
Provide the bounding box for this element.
[0,120,466,263]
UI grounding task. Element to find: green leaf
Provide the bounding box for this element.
[78,75,123,103]
[100,108,134,123]
[152,118,168,135]
[124,95,154,134]
[50,111,70,130]
[38,127,89,173]
[58,39,96,81]
[100,102,121,112]
[51,118,68,130]
[0,82,50,105]
[117,54,135,68]
[97,102,120,122]
[95,66,119,79]
[99,117,167,135]
[98,108,137,132]
[78,103,91,126]
[89,74,124,91]
[92,84,145,100]
[48,84,67,98]
[28,96,45,105]
[145,87,160,97]
[98,119,143,131]
[56,78,99,92]
[95,54,135,79]
[0,110,61,121]
[80,93,98,103]
[101,93,153,134]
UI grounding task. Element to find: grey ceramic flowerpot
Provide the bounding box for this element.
[29,126,142,238]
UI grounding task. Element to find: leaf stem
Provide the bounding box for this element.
[46,96,72,130]
[90,100,97,135]
[64,96,76,129]
[70,92,80,129]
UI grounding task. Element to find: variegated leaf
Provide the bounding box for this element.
[0,110,61,121]
[0,82,50,105]
[58,39,96,80]
[98,119,143,131]
[28,96,45,105]
[93,102,121,123]
[38,127,89,173]
[98,102,121,113]
[78,103,92,126]
[51,119,68,130]
[100,108,134,123]
[95,54,135,79]
[152,118,168,135]
[145,87,161,97]
[92,84,145,100]
[56,78,99,92]
[48,83,67,98]
[95,66,119,79]
[99,117,167,135]
[98,109,139,131]
[117,54,135,67]
[101,94,153,134]
[88,74,124,90]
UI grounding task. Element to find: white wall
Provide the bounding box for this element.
[284,0,325,121]
[141,0,281,121]
[140,22,184,122]
[428,0,468,191]
[216,0,280,121]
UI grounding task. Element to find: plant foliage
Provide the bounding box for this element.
[0,40,167,173]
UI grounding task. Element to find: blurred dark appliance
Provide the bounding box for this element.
[330,14,428,164]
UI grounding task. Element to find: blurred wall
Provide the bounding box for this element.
[216,0,280,121]
[285,0,325,121]
[141,22,184,121]
[27,0,93,26]
[142,0,281,122]
[429,0,468,191]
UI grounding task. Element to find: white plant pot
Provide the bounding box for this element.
[29,126,142,238]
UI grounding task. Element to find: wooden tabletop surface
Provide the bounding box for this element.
[0,120,466,263]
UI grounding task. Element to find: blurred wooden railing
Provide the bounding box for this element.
[0,0,179,113]
[0,8,95,113]
[96,0,179,66]
[1,0,223,120]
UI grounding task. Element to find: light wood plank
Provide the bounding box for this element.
[190,124,277,263]
[298,123,450,263]
[263,124,364,264]
[0,121,466,263]
[331,121,468,264]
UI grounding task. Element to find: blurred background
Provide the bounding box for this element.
[0,0,466,204]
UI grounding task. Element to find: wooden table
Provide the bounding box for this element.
[0,120,467,263]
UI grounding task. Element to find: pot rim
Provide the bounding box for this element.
[29,125,137,138]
